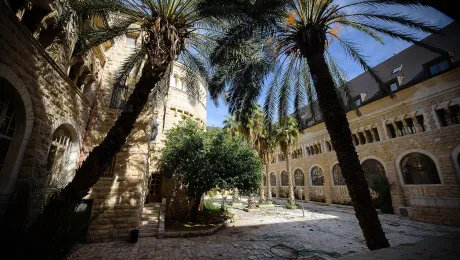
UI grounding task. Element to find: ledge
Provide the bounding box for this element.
[159,216,235,239]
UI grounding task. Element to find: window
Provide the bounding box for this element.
[332,164,346,186]
[449,105,460,125]
[0,88,16,171]
[387,124,397,138]
[109,85,129,109]
[325,141,332,152]
[263,174,267,186]
[401,153,441,185]
[365,130,374,143]
[392,64,402,74]
[103,157,116,177]
[362,159,386,186]
[415,115,426,132]
[305,147,311,156]
[372,128,380,141]
[317,144,322,154]
[352,134,359,145]
[395,121,406,136]
[405,118,416,134]
[354,96,362,107]
[294,169,304,186]
[125,35,137,46]
[270,172,276,186]
[389,82,398,92]
[47,126,74,187]
[310,166,324,186]
[429,60,450,76]
[281,171,289,186]
[358,132,366,145]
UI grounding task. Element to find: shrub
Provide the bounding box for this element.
[370,175,394,214]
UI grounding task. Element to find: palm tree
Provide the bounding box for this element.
[256,122,278,202]
[274,116,299,208]
[20,0,223,258]
[223,115,240,138]
[377,0,458,23]
[205,0,446,250]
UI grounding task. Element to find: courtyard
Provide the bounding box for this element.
[68,199,459,259]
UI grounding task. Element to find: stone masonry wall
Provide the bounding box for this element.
[0,3,91,222]
[266,67,460,227]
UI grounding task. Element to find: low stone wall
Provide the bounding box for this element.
[412,205,460,227]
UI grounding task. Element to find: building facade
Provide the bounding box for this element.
[265,22,460,227]
[0,0,206,242]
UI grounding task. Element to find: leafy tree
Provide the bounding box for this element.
[16,0,226,257]
[204,0,446,250]
[274,116,299,208]
[160,119,262,221]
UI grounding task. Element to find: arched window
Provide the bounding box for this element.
[270,172,276,186]
[362,159,386,185]
[332,164,346,186]
[294,169,304,186]
[401,153,441,184]
[310,166,324,186]
[305,147,311,156]
[281,171,289,186]
[325,141,332,152]
[46,125,78,190]
[0,86,17,171]
[263,174,267,186]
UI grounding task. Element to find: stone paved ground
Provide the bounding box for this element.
[68,198,459,260]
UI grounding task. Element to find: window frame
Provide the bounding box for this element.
[399,152,442,185]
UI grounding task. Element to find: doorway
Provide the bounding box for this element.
[148,174,162,203]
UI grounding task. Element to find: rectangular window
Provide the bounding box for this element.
[449,105,460,125]
[405,118,416,134]
[387,124,397,138]
[372,128,380,142]
[436,109,448,127]
[109,85,129,109]
[429,60,450,76]
[390,82,398,92]
[365,130,374,143]
[358,132,366,144]
[354,96,361,107]
[352,134,359,145]
[395,121,406,136]
[103,157,116,177]
[415,115,426,132]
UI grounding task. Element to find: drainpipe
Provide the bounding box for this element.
[77,64,106,167]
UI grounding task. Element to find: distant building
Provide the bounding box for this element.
[267,22,460,227]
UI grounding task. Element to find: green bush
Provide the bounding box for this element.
[370,175,394,214]
[203,199,221,213]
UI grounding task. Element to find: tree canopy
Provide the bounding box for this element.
[159,119,262,203]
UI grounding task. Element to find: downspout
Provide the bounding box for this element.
[78,64,106,167]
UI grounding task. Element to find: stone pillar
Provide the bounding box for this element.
[324,164,333,205]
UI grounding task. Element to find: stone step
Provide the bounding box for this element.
[140,220,159,226]
[138,231,157,238]
[140,223,159,229]
[141,216,159,222]
[142,209,159,214]
[143,203,161,208]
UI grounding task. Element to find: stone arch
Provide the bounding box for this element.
[361,158,386,185]
[309,164,324,186]
[270,172,277,186]
[46,122,81,194]
[452,145,460,184]
[396,149,443,185]
[325,141,332,152]
[0,64,34,192]
[360,156,388,180]
[280,170,289,186]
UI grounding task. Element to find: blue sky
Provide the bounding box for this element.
[205,4,452,127]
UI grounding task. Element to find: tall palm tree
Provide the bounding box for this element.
[377,0,458,23]
[20,1,223,258]
[274,116,299,208]
[223,115,241,138]
[256,122,278,202]
[204,0,446,250]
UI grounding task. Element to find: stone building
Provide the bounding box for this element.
[0,0,206,242]
[265,22,460,227]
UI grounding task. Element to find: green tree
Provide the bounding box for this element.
[223,115,240,138]
[160,119,262,221]
[205,0,446,250]
[274,116,299,208]
[255,123,278,202]
[17,0,224,258]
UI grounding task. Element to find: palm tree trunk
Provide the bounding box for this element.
[285,150,295,208]
[302,44,389,250]
[190,192,203,222]
[266,163,272,201]
[23,56,172,258]
[259,168,266,202]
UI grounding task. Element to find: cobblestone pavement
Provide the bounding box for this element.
[68,198,459,260]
